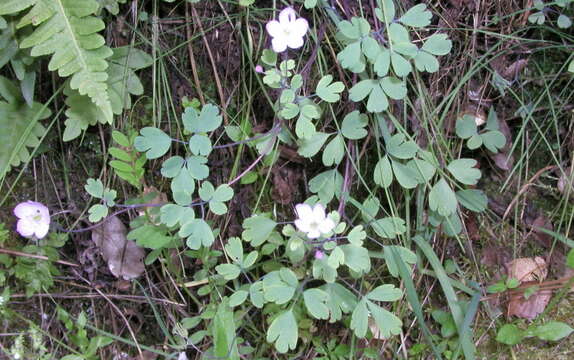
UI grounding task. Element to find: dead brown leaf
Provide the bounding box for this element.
[505,257,551,319]
[92,216,145,280]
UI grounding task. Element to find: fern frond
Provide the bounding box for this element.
[63,47,152,141]
[0,76,50,179]
[0,0,114,123]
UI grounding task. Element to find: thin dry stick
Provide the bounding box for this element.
[185,3,205,105]
[502,165,557,220]
[10,292,185,306]
[0,248,79,267]
[190,4,228,124]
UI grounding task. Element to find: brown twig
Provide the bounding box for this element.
[185,3,206,105]
[0,248,79,267]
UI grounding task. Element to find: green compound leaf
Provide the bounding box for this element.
[188,134,212,156]
[337,41,365,72]
[407,158,436,183]
[422,33,452,56]
[367,300,403,338]
[481,130,506,153]
[371,217,407,239]
[263,268,298,305]
[338,17,371,40]
[390,51,412,77]
[399,4,432,27]
[367,83,389,112]
[171,169,195,206]
[322,134,345,166]
[429,178,458,216]
[341,110,368,140]
[340,244,371,275]
[0,0,115,124]
[349,79,376,102]
[350,299,369,338]
[391,159,419,189]
[467,134,483,149]
[182,103,222,133]
[380,76,407,99]
[414,51,440,72]
[320,282,358,322]
[557,14,572,29]
[374,155,393,188]
[456,189,488,212]
[215,263,241,280]
[180,219,214,250]
[303,288,330,320]
[127,224,172,249]
[366,284,402,302]
[160,204,194,227]
[88,204,108,223]
[348,225,367,246]
[297,132,330,158]
[0,77,51,177]
[373,48,391,77]
[161,156,185,178]
[386,133,418,159]
[85,178,104,198]
[383,245,417,277]
[186,156,209,180]
[242,215,277,247]
[316,75,345,103]
[229,290,248,307]
[134,127,171,159]
[528,11,545,24]
[447,158,481,185]
[309,169,344,204]
[266,310,298,353]
[375,0,396,23]
[456,115,478,139]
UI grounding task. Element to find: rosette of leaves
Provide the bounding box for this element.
[336,1,452,112]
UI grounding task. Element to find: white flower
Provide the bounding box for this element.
[13,201,50,239]
[266,7,309,53]
[294,203,335,239]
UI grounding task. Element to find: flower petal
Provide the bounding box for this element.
[307,229,321,239]
[14,201,42,219]
[34,222,50,239]
[286,35,304,50]
[295,203,313,219]
[16,219,35,238]
[311,204,326,222]
[295,219,311,233]
[266,20,283,38]
[291,18,309,38]
[319,217,335,234]
[278,7,297,25]
[271,37,288,53]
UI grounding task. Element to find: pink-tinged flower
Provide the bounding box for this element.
[13,201,50,239]
[255,65,264,73]
[266,7,309,53]
[294,203,335,239]
[315,250,325,260]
